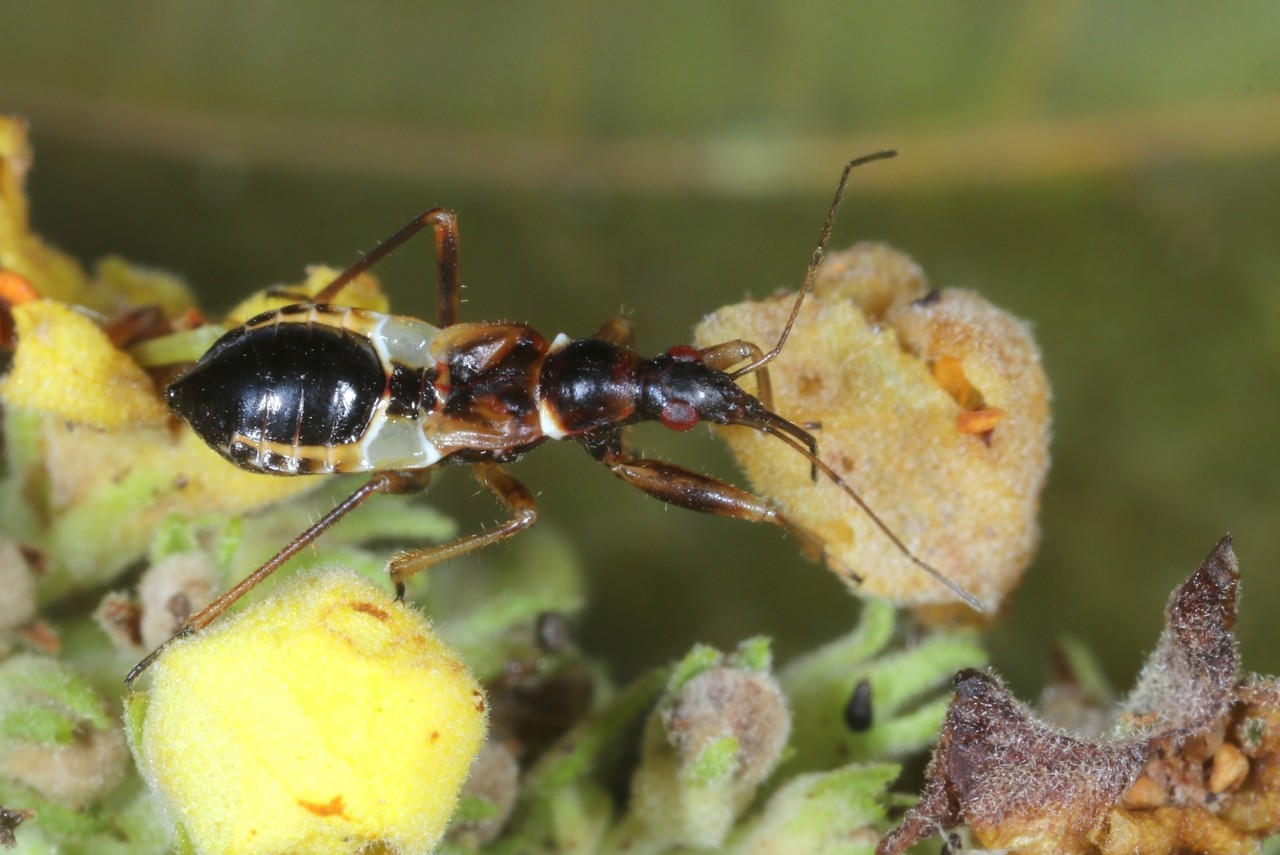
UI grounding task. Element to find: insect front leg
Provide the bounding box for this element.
[312,208,462,327]
[589,445,862,585]
[125,469,433,689]
[699,339,774,410]
[387,463,538,598]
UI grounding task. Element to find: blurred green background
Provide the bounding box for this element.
[2,2,1278,696]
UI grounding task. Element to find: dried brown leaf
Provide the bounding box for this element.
[877,669,1149,854]
[878,537,1280,855]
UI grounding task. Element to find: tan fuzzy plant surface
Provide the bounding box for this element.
[695,243,1050,615]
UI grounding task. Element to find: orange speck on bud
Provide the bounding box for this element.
[934,356,1004,434]
[297,795,347,818]
[931,356,978,408]
[1121,774,1168,809]
[0,270,38,305]
[177,307,205,329]
[956,407,1005,435]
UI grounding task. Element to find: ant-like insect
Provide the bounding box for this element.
[126,151,985,688]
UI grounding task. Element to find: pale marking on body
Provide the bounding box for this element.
[357,398,444,470]
[538,399,569,441]
[538,332,573,439]
[370,313,441,368]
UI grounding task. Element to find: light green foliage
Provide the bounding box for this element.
[732,636,773,673]
[687,736,742,784]
[453,794,504,825]
[780,599,987,775]
[603,641,791,852]
[126,325,227,369]
[493,669,668,854]
[0,660,171,854]
[668,643,725,691]
[426,527,586,678]
[0,656,110,744]
[725,764,900,855]
[0,777,173,855]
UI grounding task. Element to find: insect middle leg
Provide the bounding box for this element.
[388,463,539,598]
[589,446,862,585]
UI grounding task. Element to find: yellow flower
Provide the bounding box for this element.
[0,296,322,599]
[2,300,170,427]
[225,264,388,323]
[133,569,487,855]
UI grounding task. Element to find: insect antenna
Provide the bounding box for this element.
[750,410,991,614]
[730,149,897,383]
[723,150,987,613]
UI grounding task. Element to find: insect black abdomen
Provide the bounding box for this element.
[168,322,385,461]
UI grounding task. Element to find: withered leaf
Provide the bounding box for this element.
[1112,533,1239,739]
[879,537,1280,855]
[877,669,1150,854]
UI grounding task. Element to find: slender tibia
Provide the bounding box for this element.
[388,464,538,598]
[125,469,432,689]
[312,208,463,328]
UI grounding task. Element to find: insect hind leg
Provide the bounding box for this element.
[312,208,462,327]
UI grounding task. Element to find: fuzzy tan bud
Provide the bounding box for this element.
[695,243,1050,613]
[0,655,126,809]
[625,645,790,850]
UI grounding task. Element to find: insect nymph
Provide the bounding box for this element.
[126,152,984,687]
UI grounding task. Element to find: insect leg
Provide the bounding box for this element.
[311,208,462,327]
[125,469,433,689]
[387,464,538,598]
[591,449,863,585]
[592,316,635,346]
[700,339,774,410]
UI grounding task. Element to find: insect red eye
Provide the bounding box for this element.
[659,399,699,431]
[666,345,702,363]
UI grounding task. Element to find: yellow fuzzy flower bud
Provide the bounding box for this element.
[132,569,487,855]
[2,300,170,428]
